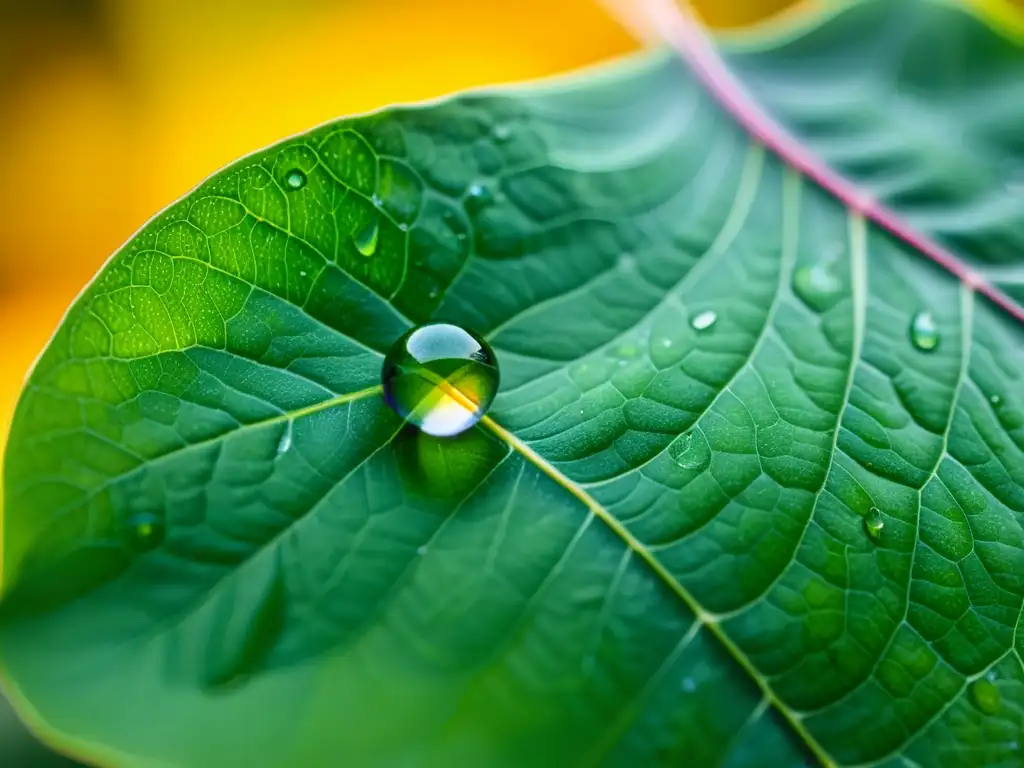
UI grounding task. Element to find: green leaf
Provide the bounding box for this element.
[3,0,1024,765]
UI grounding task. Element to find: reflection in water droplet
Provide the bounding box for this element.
[127,512,165,551]
[284,169,307,190]
[793,257,842,312]
[382,323,500,437]
[668,430,710,471]
[910,311,939,352]
[864,507,885,540]
[969,678,1001,714]
[690,310,717,332]
[353,217,380,257]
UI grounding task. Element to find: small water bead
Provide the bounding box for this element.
[864,507,885,540]
[465,183,495,211]
[284,169,307,191]
[910,311,939,352]
[382,323,500,437]
[668,431,710,471]
[690,310,718,332]
[793,258,842,312]
[969,678,1001,714]
[990,394,1003,408]
[126,512,165,551]
[353,217,380,257]
[276,421,293,456]
[492,124,511,143]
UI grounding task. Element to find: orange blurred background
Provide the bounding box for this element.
[1,0,1021,764]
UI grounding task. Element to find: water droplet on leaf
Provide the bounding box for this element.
[417,545,428,556]
[382,323,500,437]
[681,677,697,693]
[668,430,710,471]
[284,169,307,191]
[864,507,885,540]
[690,310,717,332]
[990,394,1002,407]
[353,217,380,257]
[276,421,293,456]
[492,124,511,142]
[969,678,1001,714]
[127,512,165,551]
[793,258,842,312]
[910,311,939,352]
[466,183,494,210]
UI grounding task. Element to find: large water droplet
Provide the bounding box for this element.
[382,323,500,437]
[668,430,710,471]
[127,512,165,551]
[910,311,939,352]
[864,507,885,541]
[793,257,842,312]
[284,169,307,191]
[353,217,380,257]
[969,678,1001,714]
[690,310,717,332]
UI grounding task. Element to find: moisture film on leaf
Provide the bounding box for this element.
[2,1,1024,766]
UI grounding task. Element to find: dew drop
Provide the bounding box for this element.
[382,323,500,437]
[127,511,165,551]
[864,507,885,540]
[668,430,710,471]
[793,257,842,312]
[910,311,939,352]
[990,394,1002,407]
[690,310,717,332]
[417,545,428,556]
[465,183,495,211]
[681,677,697,693]
[353,217,380,257]
[617,252,636,272]
[276,421,293,456]
[492,124,511,142]
[969,678,1001,714]
[284,169,307,191]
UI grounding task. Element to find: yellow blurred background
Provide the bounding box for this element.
[1,0,1021,764]
[0,0,815,452]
